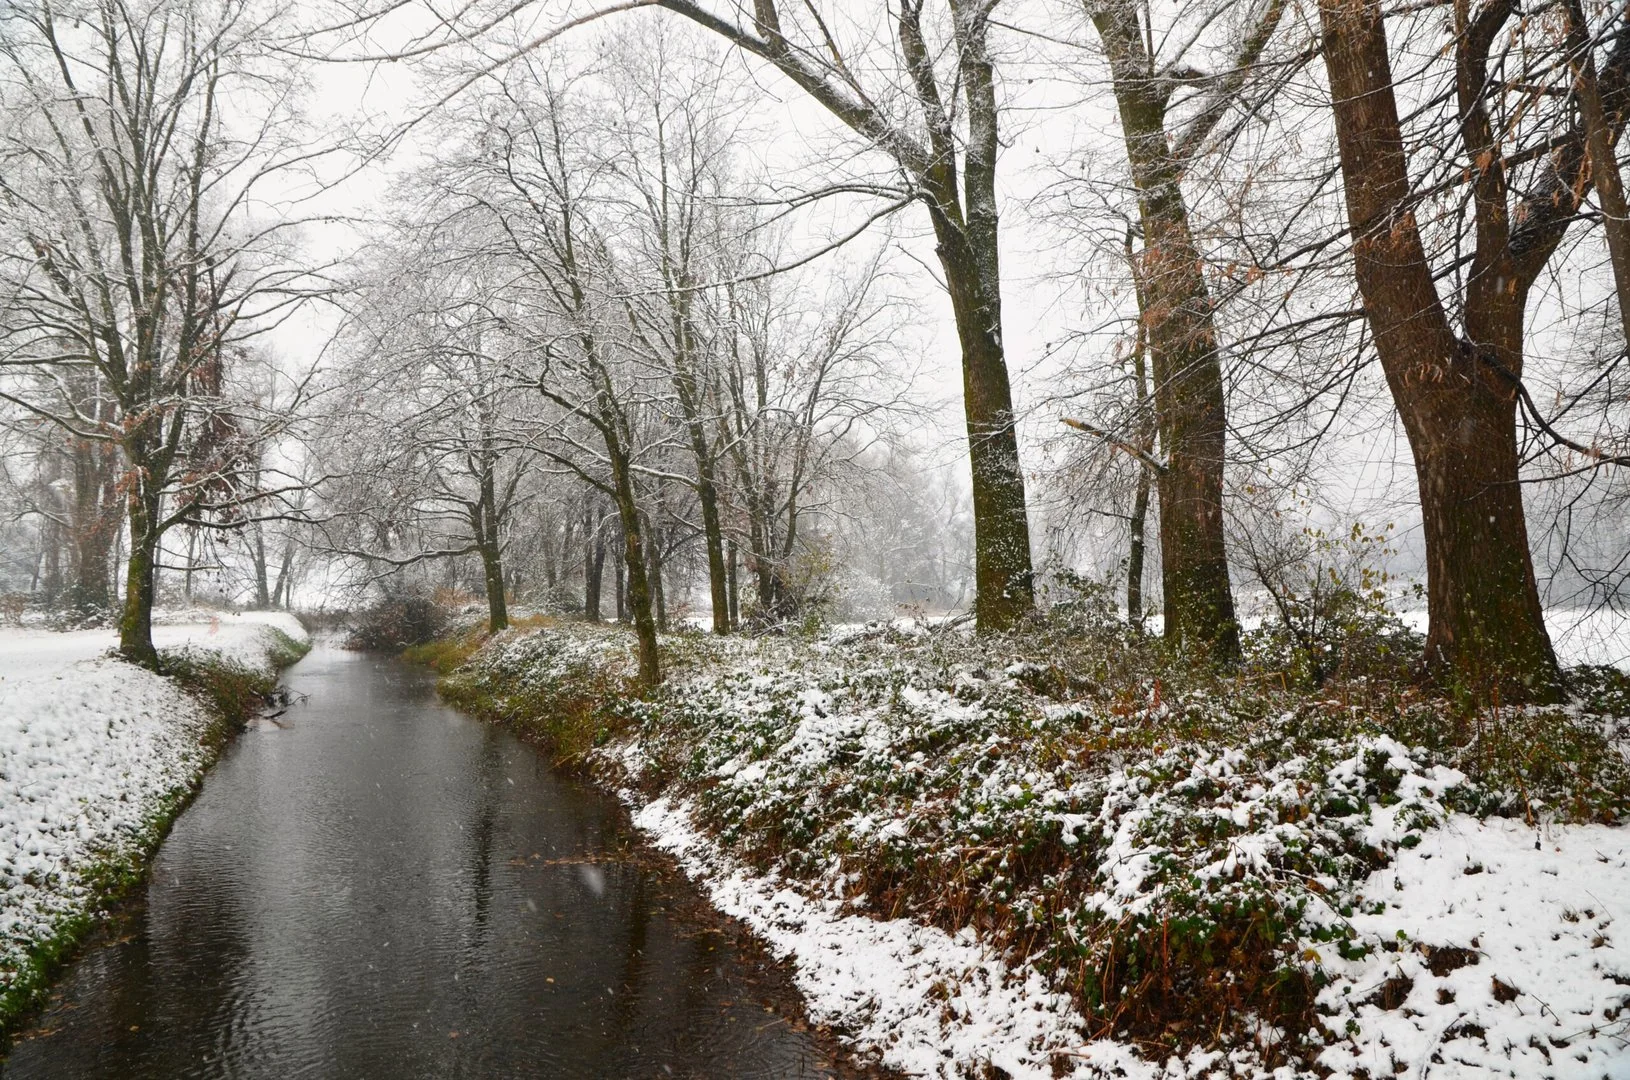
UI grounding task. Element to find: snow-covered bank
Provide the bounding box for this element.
[442,615,1630,1078]
[633,796,1100,1080]
[0,611,309,1031]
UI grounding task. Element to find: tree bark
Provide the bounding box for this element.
[647,520,668,632]
[1128,468,1150,629]
[1318,0,1562,701]
[1565,0,1630,350]
[272,543,294,608]
[119,494,160,668]
[726,535,740,629]
[1091,0,1242,663]
[584,506,605,621]
[475,464,509,633]
[252,525,272,608]
[67,426,117,613]
[608,457,661,687]
[695,471,730,633]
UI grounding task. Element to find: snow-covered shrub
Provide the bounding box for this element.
[827,567,898,622]
[1240,521,1423,688]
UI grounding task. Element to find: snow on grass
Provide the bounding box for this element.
[634,796,1100,1080]
[0,611,309,1023]
[1319,817,1630,1078]
[449,611,1630,1078]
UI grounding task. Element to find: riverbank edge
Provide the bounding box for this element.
[425,619,1630,1079]
[0,629,311,1045]
[415,633,904,1079]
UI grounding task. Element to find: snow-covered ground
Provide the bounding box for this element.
[443,613,1630,1078]
[624,775,1630,1079]
[1322,816,1630,1079]
[634,796,1105,1080]
[0,610,308,1016]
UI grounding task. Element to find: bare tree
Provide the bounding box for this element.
[0,0,326,665]
[1317,0,1630,700]
[1075,0,1290,662]
[319,240,534,634]
[310,0,1037,631]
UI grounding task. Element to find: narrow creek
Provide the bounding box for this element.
[2,645,851,1078]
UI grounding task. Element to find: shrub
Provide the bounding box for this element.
[344,590,449,651]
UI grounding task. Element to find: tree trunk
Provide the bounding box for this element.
[1093,3,1240,664]
[584,507,605,622]
[614,548,626,623]
[726,536,739,629]
[1128,469,1150,628]
[119,494,160,668]
[697,473,729,633]
[68,435,115,613]
[272,543,294,608]
[608,460,661,688]
[183,528,196,605]
[476,466,509,633]
[749,508,776,616]
[252,525,271,608]
[1566,0,1630,350]
[924,178,1034,635]
[1318,0,1562,701]
[477,520,509,634]
[660,0,1036,632]
[647,521,668,632]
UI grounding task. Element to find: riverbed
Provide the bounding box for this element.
[2,645,852,1078]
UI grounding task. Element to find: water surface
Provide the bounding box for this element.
[3,646,845,1079]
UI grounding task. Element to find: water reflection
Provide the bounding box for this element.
[3,646,844,1079]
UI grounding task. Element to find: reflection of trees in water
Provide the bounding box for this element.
[465,727,505,947]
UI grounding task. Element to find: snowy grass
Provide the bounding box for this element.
[441,608,1630,1079]
[0,611,310,1038]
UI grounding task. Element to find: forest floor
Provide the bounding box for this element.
[0,609,310,1038]
[433,603,1630,1080]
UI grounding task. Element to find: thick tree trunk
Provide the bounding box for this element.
[925,181,1034,634]
[119,495,160,669]
[608,461,661,688]
[1093,4,1240,663]
[1414,391,1558,695]
[68,437,116,612]
[1318,0,1562,701]
[478,536,508,634]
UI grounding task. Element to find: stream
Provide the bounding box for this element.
[2,645,849,1079]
